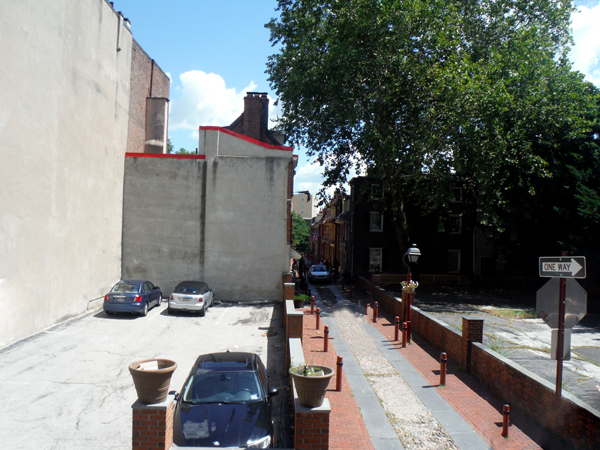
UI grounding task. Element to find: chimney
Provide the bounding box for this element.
[243,92,269,142]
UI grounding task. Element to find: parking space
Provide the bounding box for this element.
[0,301,278,449]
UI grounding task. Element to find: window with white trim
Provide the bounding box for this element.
[449,214,462,234]
[448,250,461,273]
[369,248,383,272]
[370,212,383,231]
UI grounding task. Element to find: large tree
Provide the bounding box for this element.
[267,0,598,260]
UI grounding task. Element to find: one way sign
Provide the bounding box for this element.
[539,256,586,279]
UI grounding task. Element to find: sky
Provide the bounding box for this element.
[116,0,600,200]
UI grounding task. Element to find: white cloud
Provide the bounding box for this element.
[169,71,257,130]
[571,2,600,86]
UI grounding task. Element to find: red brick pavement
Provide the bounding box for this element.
[365,304,548,450]
[300,309,375,450]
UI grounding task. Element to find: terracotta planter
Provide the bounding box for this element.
[129,359,177,404]
[289,365,334,407]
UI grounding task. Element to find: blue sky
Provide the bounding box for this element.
[117,0,600,198]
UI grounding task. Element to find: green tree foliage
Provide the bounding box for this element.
[292,211,311,252]
[167,138,194,155]
[267,0,599,259]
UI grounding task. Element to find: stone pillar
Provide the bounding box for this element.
[294,399,331,450]
[132,395,175,450]
[461,317,484,371]
[283,272,293,284]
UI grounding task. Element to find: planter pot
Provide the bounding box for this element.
[289,365,334,407]
[129,359,177,404]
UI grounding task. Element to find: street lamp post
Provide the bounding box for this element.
[403,244,421,343]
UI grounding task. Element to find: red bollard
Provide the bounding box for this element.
[440,352,447,386]
[402,322,407,348]
[316,307,321,330]
[373,301,378,323]
[502,405,510,437]
[324,325,329,352]
[394,316,400,341]
[311,296,315,314]
[336,356,343,392]
[406,320,411,344]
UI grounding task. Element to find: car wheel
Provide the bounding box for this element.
[105,310,113,316]
[199,305,206,317]
[141,302,149,317]
[167,307,173,315]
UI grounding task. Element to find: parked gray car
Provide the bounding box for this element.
[168,281,214,316]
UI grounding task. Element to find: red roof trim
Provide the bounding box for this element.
[125,153,206,160]
[200,126,294,151]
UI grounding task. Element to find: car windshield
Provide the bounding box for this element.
[312,265,326,272]
[175,284,204,294]
[182,371,262,404]
[110,283,139,294]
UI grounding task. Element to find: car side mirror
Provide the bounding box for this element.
[155,286,160,290]
[268,387,279,398]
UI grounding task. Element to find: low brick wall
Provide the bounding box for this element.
[132,395,175,450]
[471,343,600,450]
[356,279,600,450]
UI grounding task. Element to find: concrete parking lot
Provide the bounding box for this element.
[0,301,287,449]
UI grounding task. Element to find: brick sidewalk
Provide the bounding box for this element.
[300,308,375,450]
[365,304,563,450]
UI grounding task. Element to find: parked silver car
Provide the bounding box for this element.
[168,281,214,316]
[307,265,331,283]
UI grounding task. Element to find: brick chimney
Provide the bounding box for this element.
[243,92,269,142]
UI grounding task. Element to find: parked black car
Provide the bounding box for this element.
[173,352,278,448]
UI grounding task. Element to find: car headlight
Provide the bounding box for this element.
[247,435,271,449]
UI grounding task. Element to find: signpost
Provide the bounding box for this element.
[536,254,587,398]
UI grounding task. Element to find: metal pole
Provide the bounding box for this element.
[373,301,378,323]
[316,307,321,330]
[440,352,447,386]
[323,325,329,352]
[556,278,566,397]
[394,316,400,341]
[402,322,407,348]
[406,292,412,343]
[501,404,510,437]
[311,296,315,314]
[336,356,343,391]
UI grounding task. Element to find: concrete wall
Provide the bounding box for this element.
[122,127,294,301]
[0,0,132,347]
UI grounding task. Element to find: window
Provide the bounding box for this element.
[371,184,382,199]
[448,250,461,273]
[451,187,463,202]
[449,214,462,234]
[369,248,383,272]
[370,212,383,231]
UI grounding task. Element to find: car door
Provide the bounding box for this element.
[147,282,160,306]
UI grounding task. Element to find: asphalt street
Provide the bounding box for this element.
[0,301,280,449]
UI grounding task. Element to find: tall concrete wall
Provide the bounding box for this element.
[0,0,132,347]
[122,128,294,301]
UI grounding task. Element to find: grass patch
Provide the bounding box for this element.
[479,306,537,320]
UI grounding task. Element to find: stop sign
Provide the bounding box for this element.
[536,278,587,329]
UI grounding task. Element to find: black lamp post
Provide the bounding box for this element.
[403,243,420,343]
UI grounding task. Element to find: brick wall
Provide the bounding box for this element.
[126,39,170,154]
[132,396,175,450]
[294,406,331,450]
[471,344,600,450]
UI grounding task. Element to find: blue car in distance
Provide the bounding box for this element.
[103,280,162,317]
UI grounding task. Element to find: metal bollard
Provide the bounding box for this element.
[311,296,315,314]
[336,356,343,392]
[316,307,321,330]
[373,301,378,323]
[324,325,329,352]
[440,352,447,386]
[502,405,510,437]
[394,316,400,341]
[402,322,408,348]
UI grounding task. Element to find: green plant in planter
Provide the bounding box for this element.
[294,294,310,308]
[292,365,326,376]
